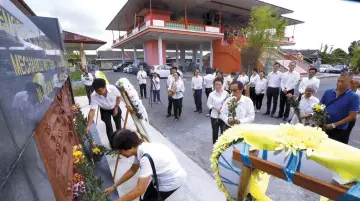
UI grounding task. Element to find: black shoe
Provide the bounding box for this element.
[263,112,270,115]
[174,118,179,122]
[140,97,143,99]
[283,117,288,122]
[166,114,171,118]
[194,110,199,112]
[198,110,202,114]
[270,114,275,118]
[275,115,282,118]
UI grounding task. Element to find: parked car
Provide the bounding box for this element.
[130,62,150,75]
[113,63,130,72]
[123,66,130,73]
[319,64,333,73]
[153,65,172,78]
[330,65,347,74]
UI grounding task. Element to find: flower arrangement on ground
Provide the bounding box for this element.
[312,103,326,129]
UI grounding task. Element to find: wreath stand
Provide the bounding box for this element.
[111,85,150,179]
[232,148,357,201]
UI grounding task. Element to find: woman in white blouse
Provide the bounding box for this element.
[169,72,185,122]
[249,68,260,105]
[207,77,229,144]
[152,72,161,104]
[290,85,319,125]
[237,70,249,95]
[254,71,267,112]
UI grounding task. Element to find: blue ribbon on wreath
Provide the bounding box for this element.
[240,143,252,167]
[337,182,360,201]
[282,151,303,184]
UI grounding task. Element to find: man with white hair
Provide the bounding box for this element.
[297,67,320,102]
[290,84,319,125]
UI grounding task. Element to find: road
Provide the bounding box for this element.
[104,71,360,200]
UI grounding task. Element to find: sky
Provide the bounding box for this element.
[25,0,360,53]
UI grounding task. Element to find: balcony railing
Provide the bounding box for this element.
[112,19,222,46]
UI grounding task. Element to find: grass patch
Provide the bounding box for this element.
[70,70,82,81]
[73,86,86,97]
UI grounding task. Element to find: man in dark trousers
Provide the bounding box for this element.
[321,72,359,144]
[277,61,300,121]
[86,78,122,142]
[263,63,283,117]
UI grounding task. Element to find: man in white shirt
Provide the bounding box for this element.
[81,71,94,105]
[204,68,216,116]
[86,78,122,142]
[192,69,204,113]
[220,81,255,129]
[255,71,267,112]
[297,67,320,102]
[290,85,319,125]
[264,63,283,117]
[152,72,161,104]
[166,67,181,117]
[347,78,360,135]
[278,61,300,121]
[237,70,249,95]
[137,66,148,99]
[105,129,186,201]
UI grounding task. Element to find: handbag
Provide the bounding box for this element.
[140,153,162,201]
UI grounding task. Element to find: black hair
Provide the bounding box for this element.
[206,68,212,74]
[213,76,224,85]
[230,80,244,90]
[309,67,318,73]
[171,66,178,71]
[252,68,258,73]
[175,71,180,77]
[259,71,265,75]
[110,129,142,151]
[231,72,236,76]
[273,62,280,67]
[92,78,106,90]
[216,71,223,76]
[25,82,43,95]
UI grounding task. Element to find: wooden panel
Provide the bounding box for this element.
[232,149,349,200]
[34,80,78,200]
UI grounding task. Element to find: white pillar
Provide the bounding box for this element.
[133,47,137,63]
[199,43,203,72]
[158,37,163,65]
[143,44,146,62]
[180,47,185,66]
[210,41,213,68]
[192,49,197,63]
[121,48,125,64]
[176,44,179,67]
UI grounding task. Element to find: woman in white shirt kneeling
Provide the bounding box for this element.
[169,72,185,122]
[207,77,229,144]
[105,129,186,201]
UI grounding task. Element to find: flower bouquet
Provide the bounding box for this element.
[312,104,327,129]
[227,96,238,126]
[286,94,301,124]
[92,143,105,163]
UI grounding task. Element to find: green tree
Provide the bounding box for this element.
[348,40,360,57]
[351,44,360,72]
[331,48,349,65]
[67,51,81,65]
[232,6,287,74]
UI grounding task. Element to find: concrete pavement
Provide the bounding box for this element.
[74,96,226,201]
[102,71,360,200]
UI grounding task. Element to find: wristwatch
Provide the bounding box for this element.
[331,123,336,128]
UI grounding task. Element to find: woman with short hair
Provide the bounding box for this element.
[207,77,229,144]
[169,72,185,122]
[105,129,186,201]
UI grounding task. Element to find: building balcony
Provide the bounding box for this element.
[112,19,222,48]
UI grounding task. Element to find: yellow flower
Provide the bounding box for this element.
[93,147,101,155]
[314,104,322,112]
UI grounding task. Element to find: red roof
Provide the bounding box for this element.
[62,31,106,45]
